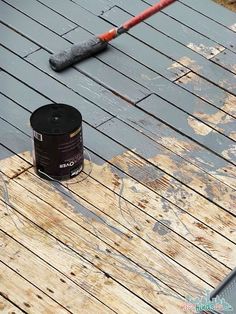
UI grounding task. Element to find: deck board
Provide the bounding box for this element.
[1,0,236,313]
[180,0,236,31]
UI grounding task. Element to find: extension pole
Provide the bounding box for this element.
[49,0,176,71]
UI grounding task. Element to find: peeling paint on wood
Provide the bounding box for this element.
[186,43,224,59]
[176,72,236,118]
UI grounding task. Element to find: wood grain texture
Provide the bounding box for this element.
[0,179,196,313]
[0,230,115,314]
[0,295,24,314]
[0,201,186,314]
[0,261,69,314]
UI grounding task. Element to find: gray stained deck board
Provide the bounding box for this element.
[111,0,225,59]
[22,50,236,183]
[0,46,113,128]
[211,49,236,75]
[180,0,236,32]
[0,5,150,103]
[175,72,236,121]
[70,0,116,16]
[109,0,228,59]
[0,1,71,52]
[145,0,236,53]
[1,70,236,197]
[3,0,77,35]
[0,22,39,58]
[135,94,236,164]
[102,6,236,95]
[1,94,236,229]
[64,26,236,140]
[34,0,189,81]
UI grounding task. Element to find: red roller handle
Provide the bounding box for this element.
[99,0,176,42]
[123,0,176,30]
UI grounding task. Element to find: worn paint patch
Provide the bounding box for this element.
[169,57,202,72]
[193,109,234,128]
[230,23,236,32]
[222,146,236,161]
[223,94,236,117]
[158,137,197,155]
[153,220,172,236]
[187,43,224,59]
[187,116,213,136]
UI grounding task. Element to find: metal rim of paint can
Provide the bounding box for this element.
[30,103,84,181]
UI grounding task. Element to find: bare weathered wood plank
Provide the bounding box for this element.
[4,0,77,35]
[0,200,187,314]
[3,141,235,271]
[102,6,236,95]
[0,144,31,178]
[145,0,236,53]
[0,261,69,313]
[0,22,39,58]
[0,230,115,313]
[21,164,235,275]
[85,123,236,237]
[0,295,24,313]
[211,49,236,75]
[180,0,236,32]
[1,144,234,287]
[0,177,207,311]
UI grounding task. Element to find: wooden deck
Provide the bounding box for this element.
[0,0,236,313]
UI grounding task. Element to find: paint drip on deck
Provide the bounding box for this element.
[30,104,84,181]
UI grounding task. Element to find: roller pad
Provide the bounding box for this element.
[49,36,108,72]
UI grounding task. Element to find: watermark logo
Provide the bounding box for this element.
[182,290,234,313]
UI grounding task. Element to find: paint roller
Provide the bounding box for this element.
[49,0,176,72]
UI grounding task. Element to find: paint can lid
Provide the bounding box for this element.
[30,104,82,135]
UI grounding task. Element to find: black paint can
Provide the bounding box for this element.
[30,104,83,181]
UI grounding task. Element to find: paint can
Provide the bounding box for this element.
[30,104,84,181]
